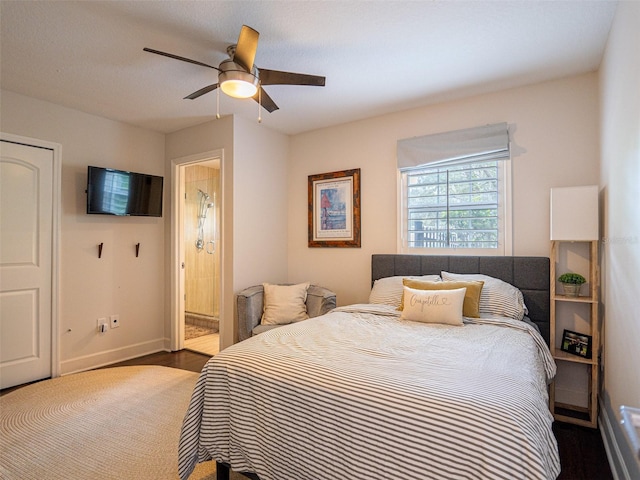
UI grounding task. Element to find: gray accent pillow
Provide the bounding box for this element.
[441,271,527,320]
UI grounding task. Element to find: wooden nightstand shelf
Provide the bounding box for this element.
[549,239,599,428]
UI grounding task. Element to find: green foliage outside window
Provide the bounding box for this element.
[406,161,499,249]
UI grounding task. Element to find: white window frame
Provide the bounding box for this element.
[398,160,512,256]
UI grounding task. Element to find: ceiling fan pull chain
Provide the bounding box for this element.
[216,88,221,119]
[258,87,262,124]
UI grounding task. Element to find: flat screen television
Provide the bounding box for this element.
[86,166,163,217]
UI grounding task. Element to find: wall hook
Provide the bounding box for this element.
[98,243,104,258]
[135,243,140,258]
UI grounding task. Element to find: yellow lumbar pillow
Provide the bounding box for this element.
[399,279,484,318]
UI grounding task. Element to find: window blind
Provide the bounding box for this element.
[397,123,510,170]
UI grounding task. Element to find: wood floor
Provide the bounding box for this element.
[113,350,613,480]
[106,348,212,372]
[3,349,615,479]
[184,333,220,356]
[553,421,614,480]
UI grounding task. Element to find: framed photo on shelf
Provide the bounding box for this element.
[308,168,361,248]
[560,329,593,359]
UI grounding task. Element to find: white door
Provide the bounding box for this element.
[0,140,54,389]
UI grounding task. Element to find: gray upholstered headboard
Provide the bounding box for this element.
[371,254,551,346]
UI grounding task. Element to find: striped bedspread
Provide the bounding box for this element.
[178,304,560,480]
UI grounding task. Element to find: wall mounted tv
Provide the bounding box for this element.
[86,166,163,217]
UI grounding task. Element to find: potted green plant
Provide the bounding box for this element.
[558,273,586,297]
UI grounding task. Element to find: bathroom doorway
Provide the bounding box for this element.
[181,160,221,356]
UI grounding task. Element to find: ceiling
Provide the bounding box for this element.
[0,1,618,136]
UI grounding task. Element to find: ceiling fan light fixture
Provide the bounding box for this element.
[220,78,258,98]
[219,61,259,98]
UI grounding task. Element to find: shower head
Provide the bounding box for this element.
[198,189,210,200]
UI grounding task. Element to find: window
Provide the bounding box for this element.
[397,123,511,255]
[102,170,130,215]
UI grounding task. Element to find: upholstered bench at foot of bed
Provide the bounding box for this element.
[235,284,336,342]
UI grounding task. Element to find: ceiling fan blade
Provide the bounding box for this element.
[253,87,279,113]
[233,25,259,72]
[184,83,219,100]
[143,47,220,71]
[259,69,325,87]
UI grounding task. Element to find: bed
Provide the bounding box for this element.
[178,254,559,480]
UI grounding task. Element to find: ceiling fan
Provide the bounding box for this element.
[144,25,325,113]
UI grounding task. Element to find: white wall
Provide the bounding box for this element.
[0,91,289,370]
[599,1,640,477]
[288,74,600,306]
[166,115,289,348]
[1,90,166,373]
[232,115,290,289]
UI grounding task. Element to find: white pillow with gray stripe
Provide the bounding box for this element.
[440,271,527,320]
[369,275,441,308]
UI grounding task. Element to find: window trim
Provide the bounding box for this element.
[397,160,512,256]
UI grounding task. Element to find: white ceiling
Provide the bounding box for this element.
[0,0,618,136]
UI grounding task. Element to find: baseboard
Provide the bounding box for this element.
[59,338,169,375]
[600,396,640,480]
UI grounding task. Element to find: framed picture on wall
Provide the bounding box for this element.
[308,168,361,248]
[560,329,592,359]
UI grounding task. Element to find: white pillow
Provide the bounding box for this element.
[369,275,441,308]
[261,282,310,326]
[440,271,527,320]
[399,286,466,326]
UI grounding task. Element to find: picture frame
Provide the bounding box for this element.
[308,168,361,248]
[560,329,592,359]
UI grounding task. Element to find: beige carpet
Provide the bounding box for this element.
[0,366,245,480]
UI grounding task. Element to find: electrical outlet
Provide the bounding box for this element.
[97,317,108,334]
[110,314,120,328]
